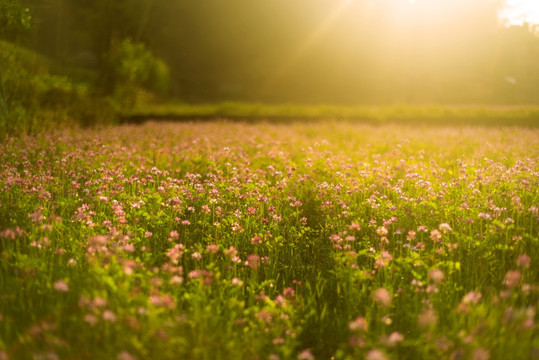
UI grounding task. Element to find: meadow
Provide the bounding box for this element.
[0,121,537,360]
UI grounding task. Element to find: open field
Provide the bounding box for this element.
[0,122,538,359]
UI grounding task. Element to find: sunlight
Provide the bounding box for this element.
[500,0,539,26]
[259,0,353,96]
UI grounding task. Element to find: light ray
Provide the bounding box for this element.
[258,0,355,98]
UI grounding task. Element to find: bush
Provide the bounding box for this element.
[106,39,170,108]
[0,40,116,136]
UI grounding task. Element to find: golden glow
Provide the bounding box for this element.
[254,0,537,103]
[260,0,353,96]
[500,0,539,26]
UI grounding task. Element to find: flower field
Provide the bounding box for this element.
[0,122,537,360]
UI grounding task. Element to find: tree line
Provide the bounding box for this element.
[4,0,539,105]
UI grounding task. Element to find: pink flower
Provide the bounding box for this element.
[503,270,521,288]
[231,277,243,286]
[102,310,117,322]
[84,314,98,326]
[366,349,388,360]
[375,251,393,269]
[117,351,138,360]
[247,254,260,269]
[387,332,404,346]
[471,348,490,360]
[462,291,482,305]
[348,317,368,332]
[430,229,442,242]
[283,287,296,299]
[376,226,388,236]
[170,276,183,285]
[53,280,69,292]
[428,268,445,285]
[478,213,492,220]
[123,243,135,252]
[349,222,361,231]
[439,223,452,233]
[250,235,263,245]
[418,307,438,328]
[297,350,315,360]
[372,288,392,308]
[516,254,531,269]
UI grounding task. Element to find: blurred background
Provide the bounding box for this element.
[1,0,539,132]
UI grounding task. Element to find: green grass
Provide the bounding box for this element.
[0,122,537,360]
[121,102,539,127]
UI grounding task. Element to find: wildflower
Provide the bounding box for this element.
[428,268,445,285]
[191,252,202,261]
[478,213,492,220]
[205,244,219,254]
[225,246,238,258]
[348,317,368,332]
[418,307,438,329]
[117,351,138,360]
[283,287,296,299]
[516,254,531,269]
[503,270,521,288]
[387,332,404,347]
[439,223,452,233]
[28,210,44,224]
[375,251,393,269]
[84,314,98,326]
[231,277,243,286]
[170,276,183,285]
[53,280,69,292]
[430,229,442,242]
[102,310,117,322]
[376,226,388,236]
[462,291,482,305]
[380,315,392,325]
[372,288,392,308]
[366,349,388,360]
[274,295,286,307]
[247,254,260,269]
[297,350,315,360]
[250,235,262,245]
[93,297,108,308]
[406,230,416,241]
[255,310,272,324]
[349,222,361,231]
[123,243,135,252]
[471,348,490,360]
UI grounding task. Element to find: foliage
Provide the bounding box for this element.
[0,123,537,359]
[0,0,31,40]
[0,40,116,136]
[106,39,170,108]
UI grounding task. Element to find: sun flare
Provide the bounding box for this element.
[500,0,539,26]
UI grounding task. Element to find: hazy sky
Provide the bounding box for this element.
[500,0,539,25]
